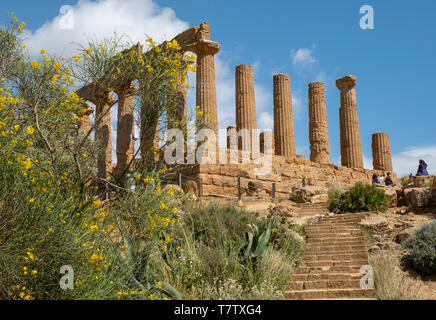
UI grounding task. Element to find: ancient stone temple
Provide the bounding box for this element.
[336,75,363,169]
[236,64,257,152]
[273,74,296,159]
[372,133,393,172]
[308,81,330,164]
[75,21,397,198]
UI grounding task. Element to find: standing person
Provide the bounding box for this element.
[416,159,429,177]
[372,174,381,185]
[385,172,396,186]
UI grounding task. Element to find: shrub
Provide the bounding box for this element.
[400,175,413,186]
[328,183,389,214]
[369,251,424,300]
[403,221,436,276]
[164,204,303,299]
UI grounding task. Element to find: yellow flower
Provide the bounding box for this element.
[31,270,37,276]
[83,153,88,158]
[27,126,34,135]
[14,124,20,131]
[31,60,40,70]
[29,198,35,203]
[156,282,162,288]
[48,227,53,233]
[40,48,46,54]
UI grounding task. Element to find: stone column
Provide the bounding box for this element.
[94,92,114,180]
[236,64,257,152]
[308,81,330,164]
[260,131,275,155]
[79,104,94,133]
[336,75,363,169]
[188,22,220,135]
[140,109,160,162]
[114,82,135,175]
[168,72,187,130]
[227,126,236,149]
[273,74,296,159]
[372,133,393,172]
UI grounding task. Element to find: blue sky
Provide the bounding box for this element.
[3,0,436,176]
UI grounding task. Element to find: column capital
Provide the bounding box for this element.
[82,103,94,116]
[186,39,220,56]
[114,81,136,96]
[236,64,253,72]
[336,75,357,90]
[273,73,290,81]
[309,81,325,89]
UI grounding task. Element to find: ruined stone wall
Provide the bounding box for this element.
[176,150,395,199]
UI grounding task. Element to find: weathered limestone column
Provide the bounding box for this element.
[260,131,275,155]
[168,72,187,130]
[79,104,94,133]
[336,75,363,169]
[372,133,393,172]
[236,64,257,152]
[188,22,220,135]
[227,126,236,149]
[140,110,160,162]
[114,82,135,175]
[94,92,114,180]
[273,74,296,159]
[308,81,330,164]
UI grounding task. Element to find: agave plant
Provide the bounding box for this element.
[117,217,182,300]
[239,219,274,269]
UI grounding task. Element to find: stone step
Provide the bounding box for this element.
[302,253,368,261]
[304,224,362,232]
[288,279,363,291]
[291,272,364,282]
[306,245,367,252]
[306,223,362,228]
[307,238,365,244]
[302,260,369,268]
[319,216,367,221]
[285,288,376,300]
[295,265,364,274]
[308,235,365,241]
[305,242,366,248]
[303,248,367,256]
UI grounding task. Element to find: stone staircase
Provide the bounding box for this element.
[293,202,330,217]
[286,211,377,300]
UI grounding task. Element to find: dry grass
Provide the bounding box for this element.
[369,251,424,300]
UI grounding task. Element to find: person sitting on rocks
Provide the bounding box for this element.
[385,172,396,186]
[416,159,429,177]
[372,174,381,185]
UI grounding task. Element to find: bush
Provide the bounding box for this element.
[369,251,424,300]
[165,204,303,299]
[401,175,413,186]
[328,183,389,214]
[403,221,436,276]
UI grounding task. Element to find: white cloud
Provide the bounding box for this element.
[392,145,436,177]
[291,47,317,68]
[24,0,189,56]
